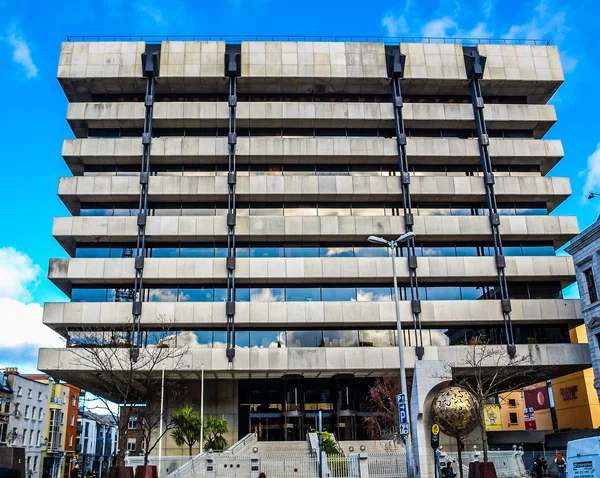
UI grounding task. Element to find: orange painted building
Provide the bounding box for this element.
[552,369,600,430]
[64,384,80,454]
[499,391,525,431]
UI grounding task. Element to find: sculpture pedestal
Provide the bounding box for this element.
[108,467,134,478]
[468,462,497,478]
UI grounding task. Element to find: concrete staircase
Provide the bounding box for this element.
[248,440,313,456]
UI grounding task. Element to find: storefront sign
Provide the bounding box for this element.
[560,385,578,400]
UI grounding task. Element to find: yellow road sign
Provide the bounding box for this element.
[431,423,440,435]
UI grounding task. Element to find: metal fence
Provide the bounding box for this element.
[258,454,319,478]
[65,34,551,46]
[443,450,528,478]
[367,453,407,478]
[164,454,207,478]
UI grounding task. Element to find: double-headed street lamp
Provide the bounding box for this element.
[368,231,417,478]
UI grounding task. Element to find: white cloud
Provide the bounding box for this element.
[560,51,577,74]
[422,17,458,38]
[580,142,600,203]
[0,247,40,301]
[0,248,62,369]
[3,24,38,79]
[0,299,62,349]
[466,22,493,39]
[382,13,408,37]
[136,3,165,25]
[502,0,566,41]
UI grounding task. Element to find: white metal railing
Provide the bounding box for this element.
[258,454,319,478]
[368,452,408,478]
[210,455,252,477]
[442,450,528,478]
[164,453,207,478]
[126,456,196,478]
[223,432,257,455]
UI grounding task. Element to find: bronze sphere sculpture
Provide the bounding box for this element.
[431,386,478,438]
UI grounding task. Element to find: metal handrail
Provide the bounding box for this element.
[65,34,551,46]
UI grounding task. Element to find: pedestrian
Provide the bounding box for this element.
[441,462,456,478]
[541,457,548,476]
[554,453,566,478]
[531,455,543,478]
[258,473,266,478]
[70,464,80,478]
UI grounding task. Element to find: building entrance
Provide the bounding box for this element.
[239,375,372,441]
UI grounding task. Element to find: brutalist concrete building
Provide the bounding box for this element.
[40,38,589,463]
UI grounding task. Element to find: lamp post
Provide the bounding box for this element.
[368,231,417,478]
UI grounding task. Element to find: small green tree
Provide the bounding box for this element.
[321,431,342,455]
[203,416,229,451]
[171,405,202,456]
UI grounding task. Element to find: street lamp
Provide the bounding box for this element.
[368,232,417,478]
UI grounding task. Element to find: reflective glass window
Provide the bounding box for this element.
[460,286,486,300]
[285,246,319,258]
[322,288,356,301]
[151,247,179,258]
[359,330,395,347]
[522,245,555,256]
[286,288,321,301]
[422,246,456,257]
[215,247,228,258]
[214,288,228,302]
[76,248,110,258]
[235,331,250,348]
[236,288,250,302]
[111,247,133,258]
[354,247,388,257]
[356,287,392,301]
[323,330,359,347]
[192,331,212,348]
[180,247,214,258]
[287,330,323,347]
[148,288,178,302]
[503,245,522,256]
[250,288,285,302]
[251,247,284,258]
[213,331,227,348]
[71,289,107,302]
[179,288,213,302]
[249,331,285,348]
[427,286,461,300]
[113,208,139,216]
[455,246,478,257]
[320,247,354,258]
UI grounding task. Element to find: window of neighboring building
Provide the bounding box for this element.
[585,268,599,303]
[27,457,31,470]
[29,430,34,446]
[128,416,137,430]
[32,407,36,420]
[24,405,29,418]
[36,430,40,446]
[27,389,32,399]
[127,439,136,452]
[17,387,22,397]
[14,403,20,414]
[509,413,518,424]
[38,408,43,420]
[508,399,517,407]
[33,457,38,471]
[72,396,77,406]
[37,391,42,401]
[22,429,27,445]
[69,435,73,447]
[3,398,9,413]
[70,415,75,427]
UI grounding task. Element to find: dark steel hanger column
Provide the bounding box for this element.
[463,46,516,357]
[386,45,424,360]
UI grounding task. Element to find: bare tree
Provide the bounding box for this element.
[135,385,182,465]
[69,316,188,467]
[449,338,539,463]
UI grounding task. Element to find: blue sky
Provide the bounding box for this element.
[0,0,599,372]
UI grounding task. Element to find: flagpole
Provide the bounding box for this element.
[158,365,165,467]
[200,364,204,454]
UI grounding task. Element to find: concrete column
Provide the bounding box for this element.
[250,457,260,478]
[410,360,452,478]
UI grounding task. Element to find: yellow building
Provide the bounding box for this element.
[484,404,503,431]
[552,368,600,430]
